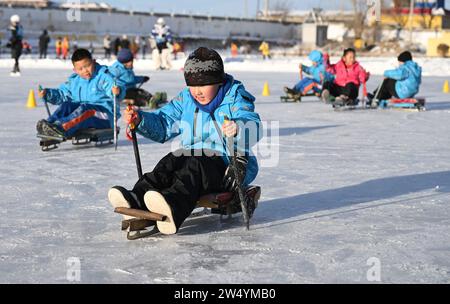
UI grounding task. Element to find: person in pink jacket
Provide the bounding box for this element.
[322,48,369,105]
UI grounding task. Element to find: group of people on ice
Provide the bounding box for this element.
[284,48,422,107]
[36,46,261,235]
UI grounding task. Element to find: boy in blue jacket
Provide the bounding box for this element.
[37,48,124,138]
[369,51,422,102]
[109,48,152,107]
[284,50,332,96]
[108,47,262,235]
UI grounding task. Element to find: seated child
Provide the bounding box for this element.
[322,48,369,105]
[285,50,332,96]
[37,48,124,138]
[110,48,153,107]
[369,51,422,103]
[108,47,262,235]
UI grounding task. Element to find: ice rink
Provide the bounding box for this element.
[0,66,449,283]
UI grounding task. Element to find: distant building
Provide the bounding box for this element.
[0,0,52,8]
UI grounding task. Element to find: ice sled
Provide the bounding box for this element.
[114,185,261,240]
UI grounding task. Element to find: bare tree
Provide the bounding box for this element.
[350,0,370,39]
[272,0,293,20]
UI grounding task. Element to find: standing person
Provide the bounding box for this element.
[89,40,95,55]
[62,36,70,60]
[103,34,111,59]
[151,18,173,70]
[7,14,23,76]
[130,37,139,58]
[258,40,271,60]
[72,36,78,53]
[140,36,147,59]
[113,36,121,56]
[321,48,369,105]
[231,42,239,57]
[55,37,62,59]
[38,29,50,59]
[120,35,130,50]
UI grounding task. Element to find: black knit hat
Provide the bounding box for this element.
[398,51,412,63]
[184,47,225,86]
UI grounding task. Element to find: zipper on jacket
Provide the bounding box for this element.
[191,107,199,146]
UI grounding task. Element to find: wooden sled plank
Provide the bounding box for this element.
[114,207,167,221]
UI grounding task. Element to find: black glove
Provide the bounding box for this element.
[223,155,248,193]
[142,76,150,83]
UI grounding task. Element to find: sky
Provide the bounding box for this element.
[99,0,355,18]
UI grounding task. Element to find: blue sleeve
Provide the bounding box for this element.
[112,66,135,89]
[231,91,263,151]
[301,64,312,76]
[384,66,408,81]
[43,81,73,105]
[134,75,145,86]
[103,72,126,101]
[136,93,183,143]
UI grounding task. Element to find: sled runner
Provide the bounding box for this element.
[38,128,119,151]
[379,97,426,111]
[114,186,261,240]
[280,92,317,103]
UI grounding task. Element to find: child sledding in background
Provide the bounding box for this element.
[368,51,422,105]
[109,48,151,107]
[108,47,262,235]
[322,48,369,106]
[37,48,124,139]
[284,50,332,97]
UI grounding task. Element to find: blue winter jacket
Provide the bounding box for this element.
[301,50,334,83]
[43,63,125,126]
[136,75,262,185]
[384,60,422,99]
[109,61,145,90]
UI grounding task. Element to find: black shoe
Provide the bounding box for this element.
[108,186,142,210]
[226,186,261,218]
[36,119,65,138]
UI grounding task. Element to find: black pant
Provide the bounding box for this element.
[323,82,359,100]
[125,88,152,107]
[39,47,47,59]
[104,47,111,59]
[131,150,227,229]
[372,78,398,100]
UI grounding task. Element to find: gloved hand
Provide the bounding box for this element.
[223,155,248,193]
[142,76,150,83]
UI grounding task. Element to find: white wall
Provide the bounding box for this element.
[0,6,301,43]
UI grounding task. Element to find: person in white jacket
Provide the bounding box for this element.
[150,18,173,70]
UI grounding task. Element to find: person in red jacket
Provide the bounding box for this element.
[322,48,369,105]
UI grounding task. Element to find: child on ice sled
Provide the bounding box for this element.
[368,51,422,104]
[284,50,332,97]
[108,47,262,235]
[321,48,369,105]
[109,48,155,108]
[37,49,124,138]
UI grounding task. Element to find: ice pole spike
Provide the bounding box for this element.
[443,80,449,93]
[27,89,37,108]
[262,81,270,96]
